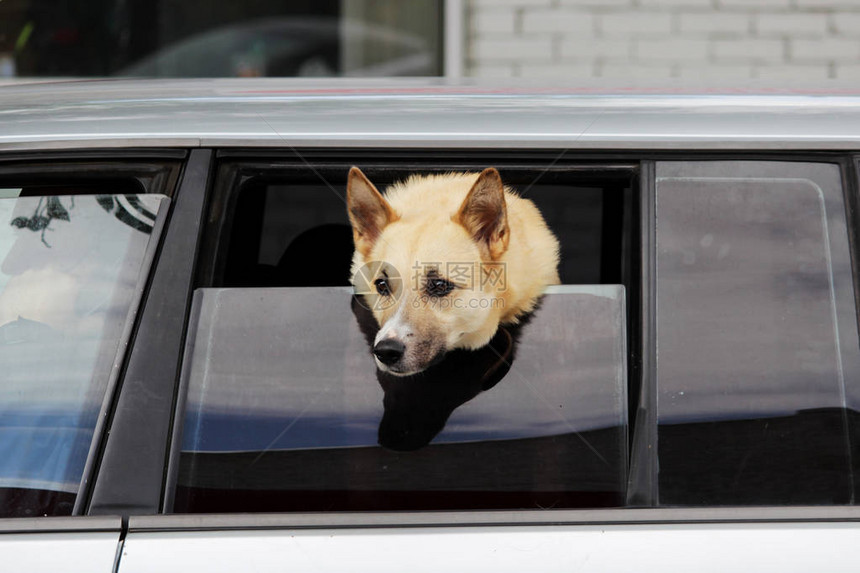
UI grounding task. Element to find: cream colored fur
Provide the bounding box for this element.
[348,167,560,375]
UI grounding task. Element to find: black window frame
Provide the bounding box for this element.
[0,150,185,198]
[85,149,212,516]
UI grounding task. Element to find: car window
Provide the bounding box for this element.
[167,160,636,513]
[654,162,860,505]
[0,193,167,517]
[169,285,628,512]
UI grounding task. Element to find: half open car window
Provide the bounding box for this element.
[0,194,167,516]
[169,285,628,512]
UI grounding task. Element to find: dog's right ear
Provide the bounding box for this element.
[347,167,398,257]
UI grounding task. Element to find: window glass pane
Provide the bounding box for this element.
[172,285,628,512]
[0,194,166,516]
[655,162,860,505]
[0,1,441,78]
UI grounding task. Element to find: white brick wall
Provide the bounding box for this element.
[464,0,860,81]
[522,9,594,33]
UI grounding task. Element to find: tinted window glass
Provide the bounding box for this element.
[1,1,441,78]
[0,194,166,516]
[171,286,628,512]
[654,162,860,505]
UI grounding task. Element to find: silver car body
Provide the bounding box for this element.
[2,79,860,151]
[0,79,859,571]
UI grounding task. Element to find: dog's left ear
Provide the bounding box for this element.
[455,167,509,260]
[347,167,398,258]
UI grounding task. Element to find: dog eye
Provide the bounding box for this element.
[426,278,455,297]
[374,278,392,296]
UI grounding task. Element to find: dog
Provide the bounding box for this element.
[351,295,524,451]
[347,166,560,376]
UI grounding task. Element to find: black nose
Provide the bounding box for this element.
[373,339,405,366]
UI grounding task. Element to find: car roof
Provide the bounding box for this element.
[2,78,860,151]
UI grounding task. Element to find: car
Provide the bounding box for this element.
[117,17,435,78]
[0,78,858,572]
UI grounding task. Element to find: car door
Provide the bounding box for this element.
[95,152,860,571]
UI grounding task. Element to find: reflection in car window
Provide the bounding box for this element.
[171,286,628,513]
[1,3,441,78]
[655,162,860,505]
[0,194,166,516]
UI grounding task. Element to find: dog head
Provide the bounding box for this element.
[348,166,510,376]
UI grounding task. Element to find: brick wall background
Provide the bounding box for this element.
[464,0,860,81]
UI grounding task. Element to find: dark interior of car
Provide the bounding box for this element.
[217,168,635,289]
